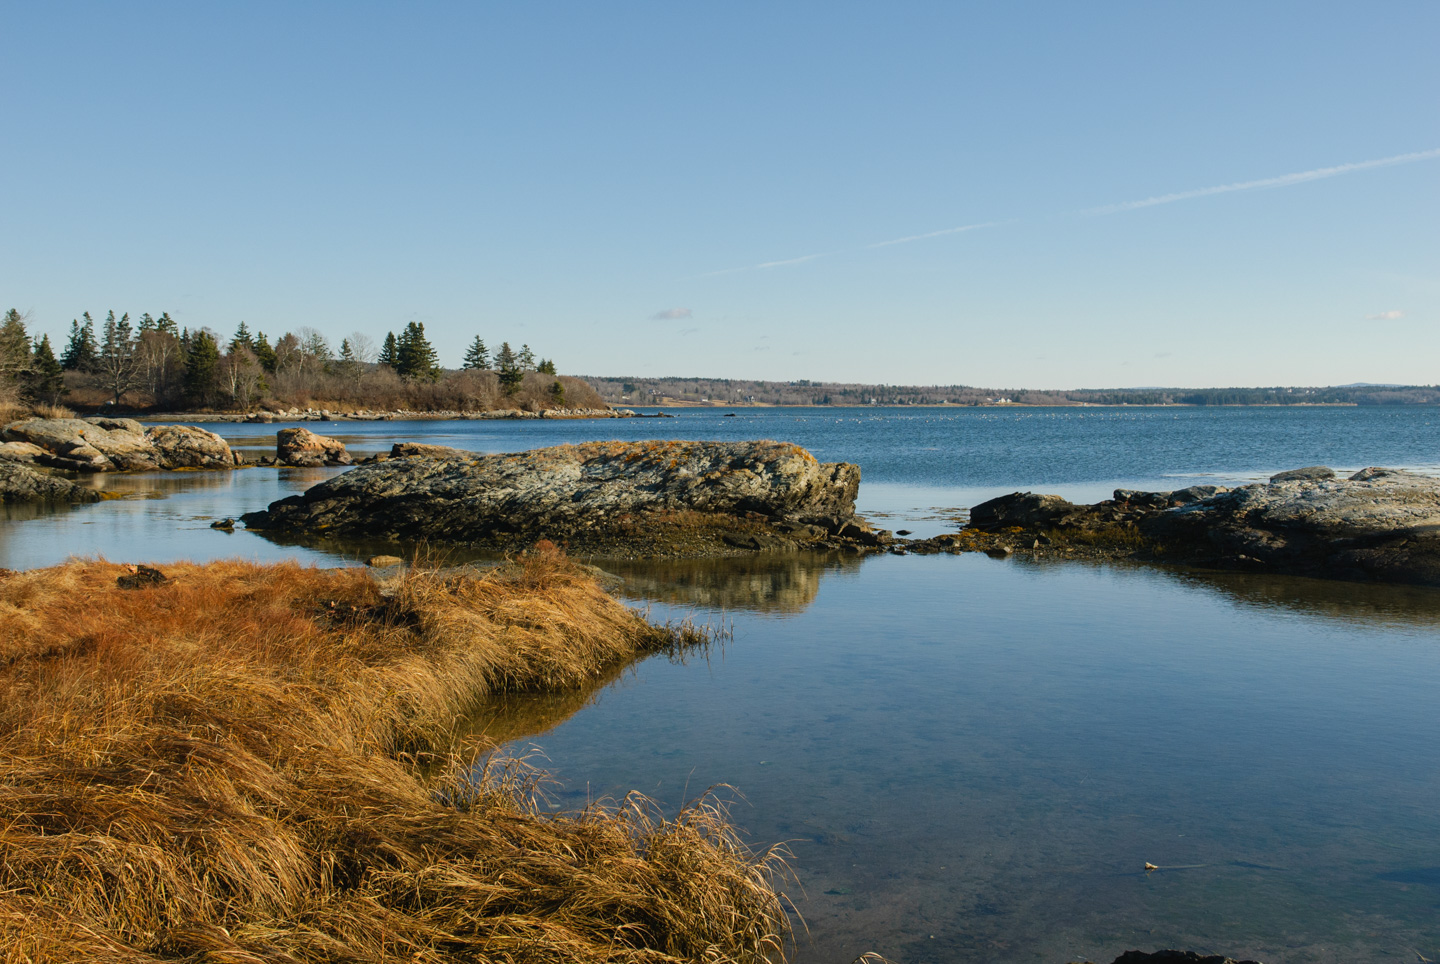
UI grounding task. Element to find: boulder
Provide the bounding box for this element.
[970,492,1076,529]
[144,425,237,469]
[0,418,235,471]
[1269,465,1334,483]
[390,442,473,459]
[0,461,101,503]
[276,427,351,467]
[0,441,46,463]
[241,440,862,555]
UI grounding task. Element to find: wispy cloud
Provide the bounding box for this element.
[1366,309,1405,321]
[650,307,693,320]
[1084,148,1440,215]
[866,221,1004,248]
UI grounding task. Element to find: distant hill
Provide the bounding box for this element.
[585,376,1440,408]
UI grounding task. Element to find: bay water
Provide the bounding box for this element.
[4,406,1439,962]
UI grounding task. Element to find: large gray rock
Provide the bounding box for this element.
[241,440,861,551]
[0,461,101,503]
[1144,469,1440,584]
[0,418,236,471]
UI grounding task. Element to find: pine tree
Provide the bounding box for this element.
[537,358,557,375]
[462,336,489,370]
[495,341,523,395]
[253,332,278,374]
[231,320,255,353]
[518,344,536,371]
[183,330,221,406]
[97,311,141,405]
[0,308,31,379]
[395,322,440,382]
[548,380,566,406]
[30,335,65,401]
[156,312,180,337]
[137,313,156,333]
[61,313,99,372]
[379,332,398,368]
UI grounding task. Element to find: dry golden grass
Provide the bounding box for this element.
[0,551,789,963]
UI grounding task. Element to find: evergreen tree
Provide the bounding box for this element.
[0,308,31,379]
[378,331,398,368]
[183,330,221,406]
[495,341,523,395]
[231,320,255,353]
[30,335,65,400]
[253,332,278,374]
[518,343,536,371]
[137,313,156,333]
[156,312,180,337]
[537,358,557,375]
[395,322,440,381]
[61,313,99,372]
[548,380,566,406]
[97,310,141,405]
[462,336,489,370]
[336,338,361,382]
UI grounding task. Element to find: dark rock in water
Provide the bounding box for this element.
[1,417,236,471]
[390,441,472,459]
[117,565,167,589]
[1269,465,1334,483]
[970,492,1076,529]
[241,440,863,556]
[1169,484,1228,504]
[210,518,236,529]
[0,461,102,503]
[366,554,405,568]
[1100,952,1264,964]
[277,427,351,467]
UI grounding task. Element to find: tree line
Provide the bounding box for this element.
[0,308,599,414]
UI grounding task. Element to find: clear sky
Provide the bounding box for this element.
[2,2,1436,389]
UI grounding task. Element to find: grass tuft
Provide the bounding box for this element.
[0,554,788,963]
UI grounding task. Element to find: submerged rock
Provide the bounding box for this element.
[0,461,102,504]
[241,440,864,556]
[0,418,236,471]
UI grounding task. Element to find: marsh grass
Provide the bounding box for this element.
[0,552,789,963]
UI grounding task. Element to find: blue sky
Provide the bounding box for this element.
[2,2,1436,388]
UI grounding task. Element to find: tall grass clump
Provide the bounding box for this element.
[0,552,789,963]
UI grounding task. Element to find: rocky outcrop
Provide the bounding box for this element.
[0,462,102,503]
[1144,467,1440,584]
[956,468,1440,585]
[0,418,237,471]
[276,427,351,467]
[390,442,471,459]
[242,440,869,556]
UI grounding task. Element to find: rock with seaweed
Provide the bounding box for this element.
[0,461,102,503]
[242,439,879,557]
[923,467,1440,585]
[1,417,238,471]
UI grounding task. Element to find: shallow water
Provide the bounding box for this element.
[5,406,1440,961]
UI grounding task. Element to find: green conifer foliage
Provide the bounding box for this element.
[184,331,221,406]
[61,313,99,372]
[395,322,440,381]
[253,333,278,374]
[0,309,32,379]
[463,336,489,370]
[30,334,65,400]
[379,332,398,368]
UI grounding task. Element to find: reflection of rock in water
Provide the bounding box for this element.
[1170,567,1440,631]
[603,551,866,614]
[1011,554,1440,630]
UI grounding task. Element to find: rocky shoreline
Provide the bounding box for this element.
[145,405,634,423]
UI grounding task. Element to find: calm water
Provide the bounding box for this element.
[5,406,1440,962]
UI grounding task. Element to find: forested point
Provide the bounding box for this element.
[0,310,602,417]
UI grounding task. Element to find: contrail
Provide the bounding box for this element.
[1083,147,1440,215]
[692,148,1439,278]
[866,221,1005,248]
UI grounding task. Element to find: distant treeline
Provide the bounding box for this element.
[0,309,604,413]
[584,375,1440,407]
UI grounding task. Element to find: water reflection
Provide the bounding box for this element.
[602,552,865,615]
